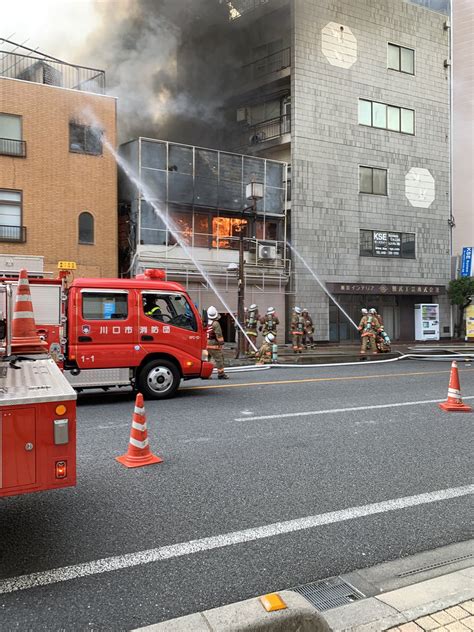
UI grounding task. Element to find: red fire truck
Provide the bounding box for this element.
[1,256,213,399]
[0,279,77,498]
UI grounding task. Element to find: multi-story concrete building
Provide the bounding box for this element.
[118,138,289,341]
[0,40,117,278]
[173,0,452,341]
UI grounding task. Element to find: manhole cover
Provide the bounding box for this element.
[291,576,365,611]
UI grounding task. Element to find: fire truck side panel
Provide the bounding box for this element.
[0,359,77,498]
[1,401,76,497]
[68,288,139,369]
[2,408,36,488]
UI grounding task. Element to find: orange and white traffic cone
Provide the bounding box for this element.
[116,393,163,468]
[11,269,48,355]
[438,361,472,413]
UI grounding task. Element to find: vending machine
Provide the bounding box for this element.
[414,304,440,341]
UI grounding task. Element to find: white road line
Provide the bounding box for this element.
[0,484,472,595]
[234,396,474,421]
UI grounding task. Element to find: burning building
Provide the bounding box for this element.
[118,137,289,341]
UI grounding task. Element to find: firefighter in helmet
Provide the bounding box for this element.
[302,308,316,349]
[370,307,391,352]
[259,307,279,338]
[145,296,163,320]
[358,307,380,355]
[255,332,276,365]
[206,306,229,379]
[244,303,260,356]
[290,306,305,353]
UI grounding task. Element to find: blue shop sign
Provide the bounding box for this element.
[461,247,473,277]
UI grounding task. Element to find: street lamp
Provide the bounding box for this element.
[235,181,264,358]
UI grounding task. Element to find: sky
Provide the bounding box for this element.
[1,0,101,62]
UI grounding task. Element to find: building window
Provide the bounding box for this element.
[78,212,94,244]
[360,230,416,258]
[212,216,247,250]
[69,122,103,155]
[0,189,25,242]
[359,167,388,195]
[0,113,25,157]
[388,43,415,75]
[358,100,415,134]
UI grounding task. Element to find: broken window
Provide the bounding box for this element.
[69,122,103,155]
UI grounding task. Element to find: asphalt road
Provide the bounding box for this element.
[1,359,473,630]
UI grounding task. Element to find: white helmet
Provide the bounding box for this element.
[361,308,368,314]
[294,306,302,314]
[369,308,377,314]
[249,304,258,311]
[207,306,218,320]
[265,332,276,343]
[302,308,308,313]
[266,307,275,315]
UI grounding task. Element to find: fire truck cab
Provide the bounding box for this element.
[65,272,213,398]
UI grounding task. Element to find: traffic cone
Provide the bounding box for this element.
[438,361,472,413]
[116,393,163,468]
[11,269,48,354]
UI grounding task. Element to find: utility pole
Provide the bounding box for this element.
[235,182,263,359]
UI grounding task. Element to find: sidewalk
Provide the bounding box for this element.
[388,601,474,631]
[221,341,473,367]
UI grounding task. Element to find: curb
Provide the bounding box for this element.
[133,590,331,631]
[132,567,473,632]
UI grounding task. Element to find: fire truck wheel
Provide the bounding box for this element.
[138,359,180,399]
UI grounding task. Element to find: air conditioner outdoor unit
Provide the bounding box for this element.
[258,244,277,260]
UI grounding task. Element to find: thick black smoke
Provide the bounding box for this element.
[83,0,238,145]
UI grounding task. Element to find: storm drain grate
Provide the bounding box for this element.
[290,576,365,611]
[397,553,474,577]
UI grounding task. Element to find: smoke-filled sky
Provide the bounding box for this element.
[2,0,233,144]
[1,0,101,62]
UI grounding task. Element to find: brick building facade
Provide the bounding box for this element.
[0,50,117,278]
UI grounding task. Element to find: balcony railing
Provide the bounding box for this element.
[227,0,271,20]
[0,138,26,157]
[242,47,290,82]
[241,114,291,148]
[0,225,27,242]
[0,52,105,94]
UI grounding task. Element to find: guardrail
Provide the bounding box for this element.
[0,138,26,157]
[242,115,291,147]
[0,51,105,94]
[242,47,290,81]
[0,225,27,242]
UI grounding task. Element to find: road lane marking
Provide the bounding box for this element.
[0,484,472,595]
[183,369,472,391]
[234,396,474,421]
